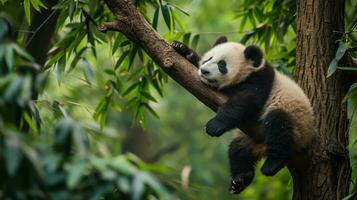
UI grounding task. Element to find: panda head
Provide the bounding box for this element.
[198,36,265,89]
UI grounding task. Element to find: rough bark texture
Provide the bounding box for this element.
[102,0,352,199]
[295,0,351,199]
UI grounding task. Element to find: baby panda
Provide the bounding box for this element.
[171,36,315,194]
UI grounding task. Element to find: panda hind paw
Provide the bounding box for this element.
[229,171,254,195]
[261,158,288,176]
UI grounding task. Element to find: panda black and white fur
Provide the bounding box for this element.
[171,36,315,194]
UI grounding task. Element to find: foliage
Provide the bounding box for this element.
[0,118,168,200]
[0,0,357,199]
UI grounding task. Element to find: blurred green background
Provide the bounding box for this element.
[0,0,356,199]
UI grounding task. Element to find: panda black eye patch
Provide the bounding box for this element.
[202,56,213,65]
[218,60,227,74]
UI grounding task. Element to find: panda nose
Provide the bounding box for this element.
[201,69,210,75]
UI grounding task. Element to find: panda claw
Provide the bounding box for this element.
[229,171,255,195]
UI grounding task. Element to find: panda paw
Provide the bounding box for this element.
[261,158,288,176]
[171,41,192,58]
[230,171,254,194]
[205,118,227,137]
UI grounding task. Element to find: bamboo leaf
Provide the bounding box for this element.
[343,82,357,102]
[24,0,31,24]
[161,4,172,31]
[172,11,187,32]
[4,137,22,176]
[335,42,350,61]
[191,34,200,50]
[152,7,160,30]
[122,82,140,96]
[327,58,337,78]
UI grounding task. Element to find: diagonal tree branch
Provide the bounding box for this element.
[100,0,227,112]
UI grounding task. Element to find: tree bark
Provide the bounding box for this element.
[101,0,352,199]
[295,0,351,199]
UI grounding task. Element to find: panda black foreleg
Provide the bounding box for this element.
[261,109,294,176]
[171,41,200,67]
[228,136,261,194]
[206,91,261,137]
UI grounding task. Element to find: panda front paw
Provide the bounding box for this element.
[205,118,227,137]
[171,41,191,58]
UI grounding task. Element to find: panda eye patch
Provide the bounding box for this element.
[218,60,227,74]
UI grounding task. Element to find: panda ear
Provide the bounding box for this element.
[212,36,228,47]
[244,45,263,67]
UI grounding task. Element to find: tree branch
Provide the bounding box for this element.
[100,0,227,112]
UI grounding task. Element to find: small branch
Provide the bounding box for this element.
[148,143,180,163]
[98,21,121,33]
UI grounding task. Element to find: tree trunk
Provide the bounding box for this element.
[101,0,352,199]
[294,0,351,199]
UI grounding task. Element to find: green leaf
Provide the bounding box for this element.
[112,34,123,55]
[18,75,31,106]
[191,34,200,50]
[122,82,140,96]
[167,2,189,16]
[67,160,87,188]
[161,4,172,31]
[24,0,31,24]
[115,51,129,70]
[4,45,14,70]
[327,58,337,78]
[93,97,109,120]
[335,42,350,61]
[110,156,137,175]
[152,7,160,30]
[151,79,163,97]
[4,77,23,101]
[343,82,357,102]
[45,50,65,69]
[140,91,157,103]
[4,136,23,176]
[0,18,9,39]
[183,32,191,45]
[23,112,38,132]
[30,0,46,11]
[70,47,86,70]
[142,103,159,118]
[248,9,256,27]
[172,11,187,32]
[132,173,145,200]
[12,44,33,61]
[80,60,95,85]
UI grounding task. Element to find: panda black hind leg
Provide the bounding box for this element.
[261,109,294,176]
[228,135,262,194]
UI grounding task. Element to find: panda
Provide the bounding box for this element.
[171,36,315,194]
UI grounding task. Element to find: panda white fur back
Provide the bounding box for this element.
[262,70,315,149]
[171,36,315,195]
